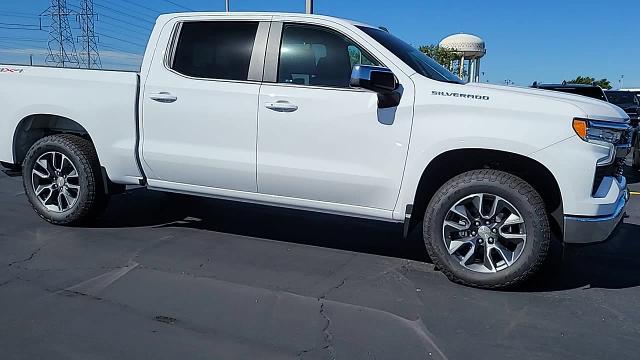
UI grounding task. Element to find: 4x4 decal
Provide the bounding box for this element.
[0,68,24,74]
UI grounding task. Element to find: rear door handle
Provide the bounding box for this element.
[149,92,177,103]
[265,101,298,113]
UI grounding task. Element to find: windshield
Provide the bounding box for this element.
[605,91,639,107]
[358,26,464,84]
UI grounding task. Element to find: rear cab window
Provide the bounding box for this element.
[170,21,259,81]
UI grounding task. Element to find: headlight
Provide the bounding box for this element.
[572,118,633,146]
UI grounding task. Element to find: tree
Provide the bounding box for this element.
[418,44,460,74]
[566,76,612,90]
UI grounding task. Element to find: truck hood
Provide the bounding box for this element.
[465,83,630,123]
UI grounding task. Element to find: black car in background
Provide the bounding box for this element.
[531,82,608,101]
[605,91,639,127]
[605,91,640,169]
[532,82,640,169]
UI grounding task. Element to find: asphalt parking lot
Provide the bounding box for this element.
[1,162,639,360]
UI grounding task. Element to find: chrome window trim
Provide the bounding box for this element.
[165,22,182,69]
[260,81,372,93]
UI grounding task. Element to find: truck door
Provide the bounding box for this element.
[257,22,414,210]
[141,19,269,192]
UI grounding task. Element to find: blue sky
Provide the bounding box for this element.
[1,0,637,87]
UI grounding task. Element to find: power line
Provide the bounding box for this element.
[96,12,153,31]
[4,11,41,17]
[110,0,162,16]
[0,14,40,20]
[93,2,156,24]
[0,26,44,31]
[0,22,41,28]
[67,3,153,31]
[0,36,47,42]
[97,26,150,41]
[159,0,194,11]
[96,32,145,47]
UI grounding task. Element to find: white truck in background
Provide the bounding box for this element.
[0,13,633,288]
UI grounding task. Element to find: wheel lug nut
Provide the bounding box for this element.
[492,228,498,233]
[474,221,481,226]
[471,231,477,236]
[478,239,484,245]
[488,237,495,244]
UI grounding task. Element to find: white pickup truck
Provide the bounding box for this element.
[0,13,633,288]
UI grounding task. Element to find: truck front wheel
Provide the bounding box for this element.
[423,170,550,289]
[22,134,107,225]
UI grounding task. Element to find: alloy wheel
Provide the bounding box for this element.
[442,193,527,273]
[31,151,81,213]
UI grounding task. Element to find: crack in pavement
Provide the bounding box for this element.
[297,277,348,359]
[0,278,14,288]
[7,245,46,268]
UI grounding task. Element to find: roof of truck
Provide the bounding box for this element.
[156,12,377,29]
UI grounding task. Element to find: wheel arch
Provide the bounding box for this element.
[12,114,93,166]
[409,148,564,240]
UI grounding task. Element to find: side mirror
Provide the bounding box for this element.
[350,65,401,108]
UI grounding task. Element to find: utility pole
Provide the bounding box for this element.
[77,0,101,69]
[41,0,79,68]
[306,0,313,14]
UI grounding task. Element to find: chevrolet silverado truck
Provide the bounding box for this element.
[0,13,633,288]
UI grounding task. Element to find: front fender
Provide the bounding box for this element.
[393,138,556,221]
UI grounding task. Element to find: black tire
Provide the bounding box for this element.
[22,134,108,225]
[423,170,550,289]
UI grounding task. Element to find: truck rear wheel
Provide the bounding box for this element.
[423,170,550,289]
[22,134,107,225]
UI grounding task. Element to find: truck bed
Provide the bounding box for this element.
[0,64,143,184]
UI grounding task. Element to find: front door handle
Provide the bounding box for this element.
[149,92,178,103]
[265,101,298,113]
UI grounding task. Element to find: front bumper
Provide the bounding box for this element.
[564,186,629,244]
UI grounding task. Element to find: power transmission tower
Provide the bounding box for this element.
[42,0,79,67]
[77,0,101,69]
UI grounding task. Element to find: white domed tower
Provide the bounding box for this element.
[439,33,486,82]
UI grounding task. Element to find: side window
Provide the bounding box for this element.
[348,45,376,67]
[171,21,258,81]
[278,24,379,88]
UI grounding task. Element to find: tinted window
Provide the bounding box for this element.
[172,21,258,81]
[540,86,607,101]
[278,24,379,88]
[358,26,463,84]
